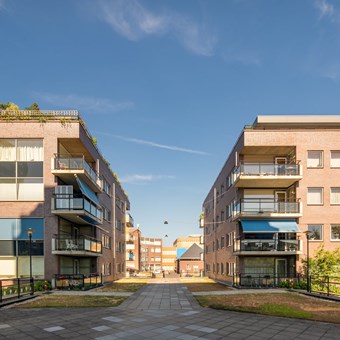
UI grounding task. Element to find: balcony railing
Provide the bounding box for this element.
[234,162,301,178]
[54,154,102,189]
[233,238,302,253]
[52,194,103,223]
[234,198,301,216]
[52,235,102,254]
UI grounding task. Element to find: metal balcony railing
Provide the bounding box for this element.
[234,162,300,178]
[233,238,302,252]
[234,198,300,215]
[53,235,102,254]
[54,154,101,188]
[52,194,103,222]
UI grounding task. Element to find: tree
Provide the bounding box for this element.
[5,103,20,111]
[307,246,340,277]
[25,102,40,111]
[0,102,10,110]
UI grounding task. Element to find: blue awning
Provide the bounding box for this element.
[75,176,100,206]
[240,220,300,233]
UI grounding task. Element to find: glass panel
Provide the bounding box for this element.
[331,188,340,204]
[18,240,44,255]
[17,162,43,177]
[0,218,17,239]
[0,240,16,255]
[307,188,323,204]
[0,179,16,200]
[0,139,16,161]
[17,140,43,161]
[307,151,323,167]
[308,225,323,240]
[17,218,44,240]
[331,225,340,240]
[17,178,44,201]
[0,162,16,177]
[331,151,340,167]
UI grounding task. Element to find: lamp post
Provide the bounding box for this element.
[27,228,33,295]
[304,230,310,292]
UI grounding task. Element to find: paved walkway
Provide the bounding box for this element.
[0,283,340,339]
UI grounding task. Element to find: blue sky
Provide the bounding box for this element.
[1,0,340,245]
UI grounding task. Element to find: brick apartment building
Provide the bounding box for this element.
[0,110,129,283]
[202,115,340,286]
[140,237,162,272]
[125,213,141,274]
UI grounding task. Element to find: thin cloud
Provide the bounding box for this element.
[33,92,134,113]
[120,174,175,184]
[96,0,216,56]
[99,133,210,156]
[314,0,340,23]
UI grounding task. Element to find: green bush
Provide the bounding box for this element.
[34,280,52,291]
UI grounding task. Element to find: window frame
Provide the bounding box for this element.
[330,224,340,241]
[307,187,324,205]
[307,150,323,168]
[330,151,340,168]
[307,224,323,241]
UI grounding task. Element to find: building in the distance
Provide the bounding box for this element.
[161,246,177,272]
[177,243,203,277]
[173,234,203,259]
[202,115,340,287]
[140,237,162,272]
[0,109,129,283]
[125,213,141,274]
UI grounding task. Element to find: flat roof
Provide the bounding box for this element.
[254,115,340,126]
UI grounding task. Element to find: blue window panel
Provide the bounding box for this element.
[240,220,300,233]
[0,219,16,240]
[17,218,44,240]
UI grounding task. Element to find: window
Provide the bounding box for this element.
[331,225,340,241]
[102,178,111,196]
[216,239,219,250]
[221,211,224,222]
[103,207,111,222]
[102,235,111,249]
[307,188,323,205]
[221,236,225,248]
[212,241,215,251]
[186,264,191,270]
[226,262,229,275]
[216,263,219,273]
[221,263,224,274]
[308,225,323,241]
[221,185,224,196]
[331,151,340,168]
[307,151,323,168]
[331,188,340,205]
[0,139,43,201]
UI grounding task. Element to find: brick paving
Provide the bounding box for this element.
[0,283,340,339]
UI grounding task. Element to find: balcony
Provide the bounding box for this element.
[52,154,102,192]
[233,162,302,188]
[126,213,134,228]
[233,238,302,256]
[51,194,103,225]
[232,198,302,220]
[52,235,102,256]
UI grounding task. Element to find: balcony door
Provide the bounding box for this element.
[73,259,80,275]
[275,258,287,283]
[275,191,287,212]
[275,157,287,175]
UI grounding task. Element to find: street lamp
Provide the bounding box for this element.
[27,228,33,295]
[304,230,310,292]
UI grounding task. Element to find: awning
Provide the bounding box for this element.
[75,176,100,206]
[240,220,300,233]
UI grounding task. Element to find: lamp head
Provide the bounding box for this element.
[27,228,33,237]
[164,221,168,225]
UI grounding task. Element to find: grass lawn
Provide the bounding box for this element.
[196,293,340,323]
[95,281,146,292]
[14,295,126,308]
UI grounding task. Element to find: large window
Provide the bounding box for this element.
[0,139,43,201]
[308,224,323,241]
[307,188,323,205]
[307,151,323,168]
[330,188,340,205]
[330,151,340,168]
[331,225,340,241]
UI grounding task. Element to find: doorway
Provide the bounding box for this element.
[275,157,287,175]
[275,258,287,283]
[275,191,287,213]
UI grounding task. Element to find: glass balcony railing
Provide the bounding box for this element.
[234,198,301,216]
[54,154,102,188]
[233,238,302,253]
[53,235,102,254]
[234,162,300,178]
[52,194,103,222]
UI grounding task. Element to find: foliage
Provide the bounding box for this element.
[278,279,307,290]
[25,102,40,111]
[34,280,52,291]
[305,246,340,277]
[0,102,11,109]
